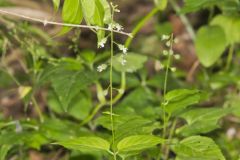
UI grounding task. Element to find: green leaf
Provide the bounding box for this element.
[154,0,168,10]
[0,145,10,160]
[51,69,97,111]
[97,114,158,144]
[117,135,164,157]
[0,132,48,150]
[227,94,240,117]
[60,0,83,35]
[52,0,60,12]
[81,0,95,24]
[164,89,202,115]
[181,0,218,13]
[57,137,110,152]
[39,118,90,141]
[112,53,148,73]
[217,0,240,14]
[47,91,92,120]
[99,0,111,24]
[211,15,240,44]
[43,61,97,111]
[177,108,231,136]
[173,136,225,160]
[93,0,105,42]
[195,26,227,67]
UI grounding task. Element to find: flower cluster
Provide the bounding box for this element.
[108,23,124,32]
[97,64,108,72]
[117,44,128,66]
[98,37,107,48]
[160,34,181,72]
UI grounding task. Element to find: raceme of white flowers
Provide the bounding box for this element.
[160,34,181,73]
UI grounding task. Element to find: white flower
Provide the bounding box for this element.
[174,54,181,60]
[161,34,170,40]
[121,59,127,66]
[166,40,171,47]
[171,67,176,72]
[108,24,114,30]
[163,50,168,56]
[115,9,120,13]
[174,38,179,44]
[98,38,107,48]
[97,64,107,72]
[118,44,128,54]
[115,23,123,31]
[120,55,127,66]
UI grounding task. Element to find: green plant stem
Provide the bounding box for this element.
[164,118,177,160]
[169,0,196,40]
[157,34,174,160]
[226,44,234,70]
[125,7,159,48]
[31,97,44,123]
[162,34,174,139]
[110,9,117,160]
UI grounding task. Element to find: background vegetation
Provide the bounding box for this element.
[0,0,240,159]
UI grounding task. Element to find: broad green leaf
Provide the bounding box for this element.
[47,91,92,120]
[51,69,97,111]
[81,0,105,44]
[52,0,60,12]
[0,145,10,160]
[181,0,218,13]
[117,87,159,118]
[80,50,96,63]
[43,60,97,111]
[164,89,201,114]
[173,136,225,160]
[57,137,110,152]
[154,0,168,10]
[117,135,164,157]
[60,0,83,35]
[218,0,240,14]
[81,0,96,24]
[177,108,231,136]
[93,0,105,42]
[211,15,240,44]
[99,0,111,24]
[112,53,147,73]
[97,114,158,145]
[40,118,91,141]
[195,26,227,67]
[0,132,48,150]
[227,94,240,117]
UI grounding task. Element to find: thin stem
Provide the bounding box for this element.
[162,34,174,139]
[226,44,234,70]
[110,7,116,160]
[125,7,159,48]
[0,9,132,37]
[157,34,174,160]
[164,118,177,160]
[31,97,44,123]
[80,103,104,126]
[169,0,196,40]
